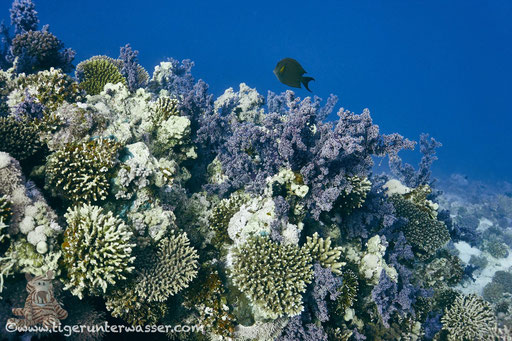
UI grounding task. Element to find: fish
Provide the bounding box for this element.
[273,58,315,92]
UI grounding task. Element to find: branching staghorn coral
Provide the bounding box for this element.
[303,232,345,275]
[441,294,497,341]
[134,231,199,302]
[62,204,135,298]
[230,235,314,319]
[45,137,122,204]
[75,55,126,95]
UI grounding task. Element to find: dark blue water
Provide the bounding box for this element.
[2,0,511,183]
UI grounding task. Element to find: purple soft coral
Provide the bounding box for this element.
[119,44,147,91]
[277,315,329,341]
[371,265,416,328]
[390,133,441,187]
[216,92,415,220]
[10,0,38,35]
[311,264,342,322]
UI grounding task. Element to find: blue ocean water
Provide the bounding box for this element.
[1,0,512,181]
[2,0,510,182]
[1,1,512,340]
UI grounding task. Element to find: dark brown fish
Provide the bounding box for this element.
[273,58,314,92]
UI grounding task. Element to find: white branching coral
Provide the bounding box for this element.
[62,204,135,298]
[304,232,345,275]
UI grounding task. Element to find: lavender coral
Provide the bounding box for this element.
[118,44,149,92]
[9,0,38,35]
[215,91,415,219]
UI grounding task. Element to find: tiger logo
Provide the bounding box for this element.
[7,270,68,329]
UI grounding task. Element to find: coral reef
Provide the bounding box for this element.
[0,116,43,161]
[0,2,508,338]
[390,192,450,258]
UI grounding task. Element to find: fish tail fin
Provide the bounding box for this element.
[302,76,315,92]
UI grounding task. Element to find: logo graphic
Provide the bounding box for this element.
[7,271,68,329]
